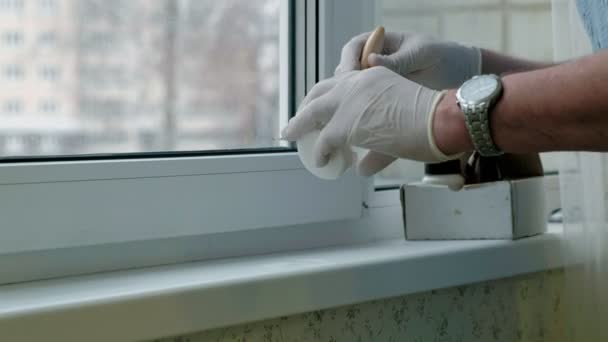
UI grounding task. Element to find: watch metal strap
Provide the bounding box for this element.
[463,103,503,157]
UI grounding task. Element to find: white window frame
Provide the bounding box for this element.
[0,0,378,285]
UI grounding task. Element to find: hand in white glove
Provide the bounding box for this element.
[282,67,460,176]
[333,31,480,173]
[335,31,481,90]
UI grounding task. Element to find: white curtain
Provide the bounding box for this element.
[552,1,607,340]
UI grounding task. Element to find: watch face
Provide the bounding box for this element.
[460,75,499,103]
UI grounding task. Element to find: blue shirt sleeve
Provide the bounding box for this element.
[577,0,608,51]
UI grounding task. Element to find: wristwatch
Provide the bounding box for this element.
[456,74,504,157]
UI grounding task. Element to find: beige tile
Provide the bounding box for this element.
[383,0,500,11]
[382,15,441,36]
[508,0,551,4]
[507,9,554,61]
[442,11,504,51]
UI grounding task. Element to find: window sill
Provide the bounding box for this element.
[0,223,564,342]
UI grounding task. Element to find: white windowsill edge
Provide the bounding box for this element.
[0,225,564,342]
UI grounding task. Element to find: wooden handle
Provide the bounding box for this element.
[361,26,385,69]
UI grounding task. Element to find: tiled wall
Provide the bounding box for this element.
[381,0,553,61]
[153,269,566,342]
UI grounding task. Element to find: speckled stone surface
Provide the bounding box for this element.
[152,269,566,342]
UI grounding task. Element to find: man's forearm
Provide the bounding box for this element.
[481,49,555,75]
[434,50,608,155]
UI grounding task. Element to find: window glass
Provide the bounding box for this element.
[0,0,285,158]
[2,64,24,80]
[39,65,61,81]
[38,31,57,46]
[376,0,556,185]
[2,31,23,47]
[3,99,23,114]
[0,0,24,12]
[39,100,58,113]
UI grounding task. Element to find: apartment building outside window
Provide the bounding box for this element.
[39,100,58,114]
[2,64,24,80]
[39,65,60,81]
[3,99,23,114]
[0,0,24,12]
[38,0,58,15]
[38,31,57,46]
[0,0,283,157]
[2,31,23,47]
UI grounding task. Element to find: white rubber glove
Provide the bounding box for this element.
[282,67,458,176]
[335,31,481,90]
[333,31,480,173]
